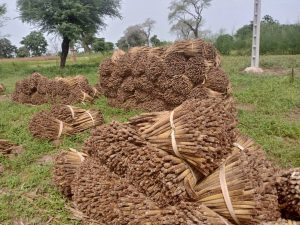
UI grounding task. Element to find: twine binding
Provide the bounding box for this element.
[85,110,95,126]
[57,120,64,139]
[66,105,75,119]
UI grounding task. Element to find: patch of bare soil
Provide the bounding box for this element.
[236,103,256,112]
[262,67,300,76]
[286,108,300,122]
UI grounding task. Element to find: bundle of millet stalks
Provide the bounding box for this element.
[276,168,300,220]
[99,39,231,112]
[71,157,231,225]
[260,219,300,225]
[129,98,237,177]
[0,83,5,94]
[29,105,104,140]
[53,149,87,198]
[12,73,98,105]
[194,148,280,224]
[0,139,23,157]
[82,121,201,207]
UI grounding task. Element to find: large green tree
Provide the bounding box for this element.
[0,4,7,32]
[116,25,147,50]
[17,0,121,67]
[215,34,234,55]
[168,0,212,39]
[0,38,17,58]
[21,31,48,56]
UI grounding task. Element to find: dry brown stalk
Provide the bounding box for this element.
[72,157,232,225]
[0,139,23,157]
[71,109,104,132]
[50,105,87,123]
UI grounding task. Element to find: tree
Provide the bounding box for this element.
[262,15,279,25]
[170,19,193,40]
[0,4,7,33]
[0,38,16,58]
[92,38,114,52]
[80,32,95,53]
[141,18,156,46]
[17,0,121,68]
[16,46,30,57]
[168,0,212,39]
[20,31,48,57]
[215,34,234,55]
[117,25,147,50]
[150,35,161,47]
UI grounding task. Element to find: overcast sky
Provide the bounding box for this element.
[1,0,299,51]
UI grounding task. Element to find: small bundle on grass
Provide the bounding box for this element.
[53,149,87,198]
[50,105,87,123]
[194,149,280,225]
[0,83,5,94]
[71,109,104,132]
[129,98,237,177]
[276,168,300,220]
[68,90,94,104]
[72,157,231,225]
[29,110,74,140]
[0,139,23,157]
[83,121,200,207]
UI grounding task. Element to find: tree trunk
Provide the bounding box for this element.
[60,36,70,68]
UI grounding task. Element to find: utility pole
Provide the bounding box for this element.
[245,0,263,73]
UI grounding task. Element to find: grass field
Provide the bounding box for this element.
[0,54,299,224]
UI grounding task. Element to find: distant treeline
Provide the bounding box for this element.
[214,15,300,55]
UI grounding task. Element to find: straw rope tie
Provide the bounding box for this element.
[70,148,86,162]
[57,120,64,139]
[66,105,75,119]
[219,162,240,225]
[86,110,95,126]
[233,142,245,151]
[169,110,183,158]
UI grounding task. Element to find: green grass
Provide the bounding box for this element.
[0,54,299,223]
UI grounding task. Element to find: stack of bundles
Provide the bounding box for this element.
[129,98,237,177]
[0,83,5,94]
[53,149,87,198]
[12,73,98,105]
[261,219,300,225]
[82,121,200,207]
[0,139,22,157]
[99,39,230,111]
[29,105,104,140]
[72,157,231,225]
[276,168,300,220]
[194,148,280,224]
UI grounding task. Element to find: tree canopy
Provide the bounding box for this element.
[21,31,48,56]
[168,0,212,39]
[117,25,147,50]
[0,38,17,58]
[17,0,121,67]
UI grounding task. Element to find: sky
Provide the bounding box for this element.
[1,0,300,51]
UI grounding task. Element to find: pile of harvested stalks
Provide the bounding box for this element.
[194,148,280,224]
[99,39,230,111]
[53,149,87,198]
[260,219,300,225]
[72,157,231,225]
[29,105,104,140]
[129,98,237,177]
[12,73,99,105]
[276,168,300,220]
[83,121,200,207]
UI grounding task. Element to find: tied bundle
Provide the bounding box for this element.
[0,83,5,94]
[0,139,22,157]
[71,109,104,132]
[72,157,231,225]
[194,148,280,225]
[83,122,200,207]
[53,149,87,198]
[129,98,237,177]
[276,168,300,220]
[29,110,74,140]
[12,73,99,105]
[50,105,87,123]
